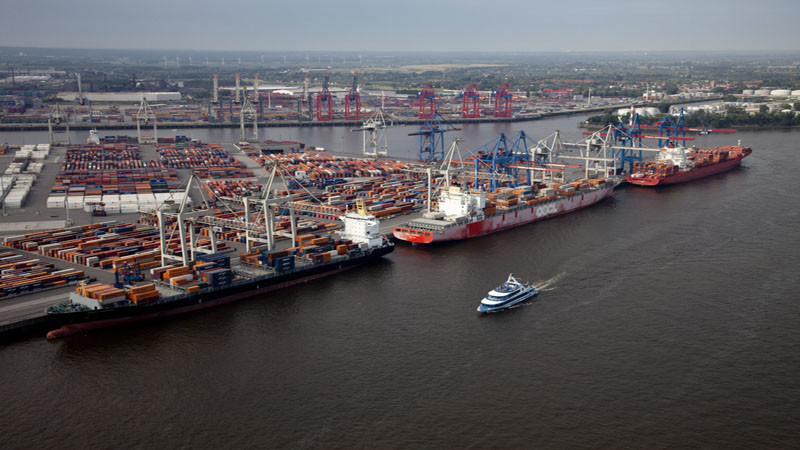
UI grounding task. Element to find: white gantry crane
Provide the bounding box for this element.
[74,72,86,105]
[136,96,158,144]
[234,73,241,104]
[212,74,219,104]
[253,73,259,104]
[156,173,218,268]
[239,93,258,142]
[47,104,70,146]
[215,165,341,253]
[351,109,389,157]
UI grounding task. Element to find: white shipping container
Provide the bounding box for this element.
[67,197,84,209]
[5,196,23,208]
[46,195,66,208]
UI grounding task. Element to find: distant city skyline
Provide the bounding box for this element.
[1,0,798,52]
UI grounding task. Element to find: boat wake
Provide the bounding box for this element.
[534,271,566,292]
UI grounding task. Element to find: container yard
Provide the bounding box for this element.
[2,221,231,271]
[153,141,255,178]
[48,143,184,214]
[32,139,260,215]
[0,251,86,299]
[0,132,433,340]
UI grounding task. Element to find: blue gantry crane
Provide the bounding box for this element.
[610,106,644,173]
[408,112,461,162]
[470,131,534,191]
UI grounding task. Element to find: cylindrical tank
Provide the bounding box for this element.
[742,89,754,96]
[770,89,791,97]
[792,90,800,98]
[754,89,770,96]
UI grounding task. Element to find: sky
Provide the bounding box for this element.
[1,0,798,52]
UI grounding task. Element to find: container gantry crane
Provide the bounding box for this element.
[638,107,735,145]
[212,74,219,103]
[315,72,333,121]
[234,73,242,104]
[408,112,461,162]
[462,83,480,118]
[136,96,157,144]
[240,93,258,142]
[304,72,312,119]
[344,71,361,121]
[351,109,388,157]
[47,104,71,146]
[470,131,535,191]
[418,84,436,119]
[542,89,573,104]
[494,83,513,117]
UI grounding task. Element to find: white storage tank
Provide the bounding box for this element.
[791,90,800,98]
[770,89,791,97]
[754,89,770,96]
[742,89,754,96]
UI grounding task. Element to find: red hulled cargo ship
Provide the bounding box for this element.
[393,177,617,244]
[626,145,752,186]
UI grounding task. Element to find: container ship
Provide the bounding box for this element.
[45,209,393,339]
[393,177,616,244]
[626,145,752,186]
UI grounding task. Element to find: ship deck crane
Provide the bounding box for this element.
[114,262,144,289]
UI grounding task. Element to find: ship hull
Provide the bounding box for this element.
[46,245,394,339]
[626,154,746,186]
[393,186,614,244]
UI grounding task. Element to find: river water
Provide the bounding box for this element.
[1,116,799,449]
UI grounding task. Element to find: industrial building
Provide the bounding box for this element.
[56,92,182,102]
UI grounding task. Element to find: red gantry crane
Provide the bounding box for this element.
[344,71,361,121]
[315,72,333,121]
[494,83,512,117]
[419,84,436,119]
[462,83,480,118]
